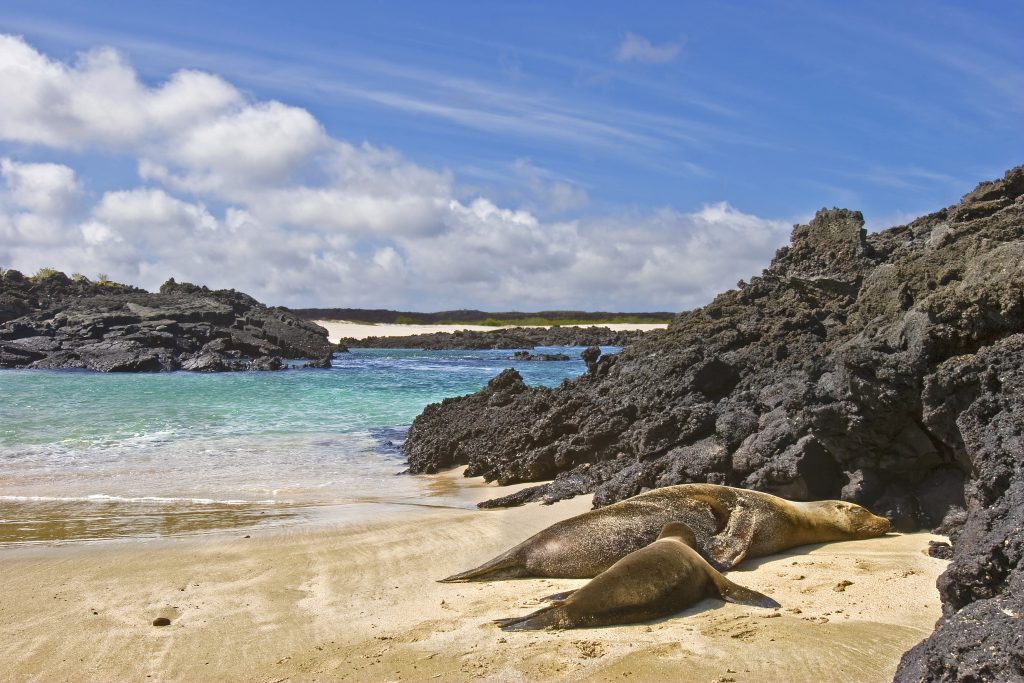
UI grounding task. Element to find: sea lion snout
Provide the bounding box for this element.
[867,514,892,536]
[834,501,891,537]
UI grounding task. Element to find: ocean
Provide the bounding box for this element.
[0,347,598,545]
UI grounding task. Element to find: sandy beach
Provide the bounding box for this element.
[315,320,670,343]
[0,470,947,683]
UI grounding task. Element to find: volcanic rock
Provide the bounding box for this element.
[0,274,331,372]
[403,166,1024,680]
[338,326,651,350]
[510,351,571,361]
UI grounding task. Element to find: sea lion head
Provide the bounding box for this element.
[812,500,891,538]
[657,522,697,547]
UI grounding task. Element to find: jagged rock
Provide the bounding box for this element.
[0,272,331,372]
[510,351,571,361]
[300,353,335,369]
[180,353,229,372]
[403,166,1024,681]
[580,345,601,372]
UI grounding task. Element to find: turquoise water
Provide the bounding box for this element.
[0,348,597,543]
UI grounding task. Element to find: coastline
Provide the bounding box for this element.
[314,319,670,342]
[0,468,948,682]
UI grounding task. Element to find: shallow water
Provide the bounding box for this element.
[0,347,599,544]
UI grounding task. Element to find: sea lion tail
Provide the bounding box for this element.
[713,575,781,609]
[493,604,565,631]
[439,553,526,583]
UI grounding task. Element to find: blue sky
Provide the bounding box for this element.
[0,2,1021,309]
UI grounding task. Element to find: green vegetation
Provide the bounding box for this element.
[437,315,670,327]
[71,272,88,282]
[31,266,60,280]
[96,273,123,288]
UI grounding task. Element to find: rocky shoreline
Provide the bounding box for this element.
[0,273,333,372]
[403,167,1024,681]
[338,325,653,350]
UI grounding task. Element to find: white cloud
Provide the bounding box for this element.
[0,35,242,149]
[615,32,683,64]
[1,158,80,215]
[0,34,790,311]
[156,101,325,191]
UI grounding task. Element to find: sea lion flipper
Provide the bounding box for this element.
[541,590,576,602]
[704,504,756,569]
[493,604,564,631]
[440,553,526,582]
[711,574,781,609]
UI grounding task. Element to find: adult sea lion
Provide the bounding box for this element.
[441,483,890,582]
[494,522,780,631]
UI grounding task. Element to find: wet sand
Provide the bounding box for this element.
[0,471,947,682]
[315,320,669,343]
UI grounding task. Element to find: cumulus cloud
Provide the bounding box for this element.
[0,34,790,311]
[1,158,81,215]
[615,32,683,64]
[0,35,241,148]
[0,158,82,247]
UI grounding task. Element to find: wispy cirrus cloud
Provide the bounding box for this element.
[0,14,740,172]
[615,32,683,64]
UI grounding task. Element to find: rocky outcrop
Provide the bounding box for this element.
[403,167,1024,680]
[893,335,1024,682]
[339,326,653,350]
[0,273,332,372]
[510,351,571,361]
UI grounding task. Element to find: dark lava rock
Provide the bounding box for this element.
[511,351,571,361]
[300,353,335,369]
[402,166,1024,680]
[0,273,331,372]
[338,325,652,350]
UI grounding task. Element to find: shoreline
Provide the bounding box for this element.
[0,469,948,682]
[315,319,669,342]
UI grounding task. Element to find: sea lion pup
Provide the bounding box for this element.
[441,483,890,582]
[493,522,780,631]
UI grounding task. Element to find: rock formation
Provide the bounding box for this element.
[0,274,332,372]
[510,351,572,361]
[403,167,1024,680]
[339,325,653,350]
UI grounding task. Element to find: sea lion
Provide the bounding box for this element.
[494,522,780,631]
[441,483,890,582]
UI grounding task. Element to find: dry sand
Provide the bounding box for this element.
[315,320,669,343]
[0,470,947,683]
